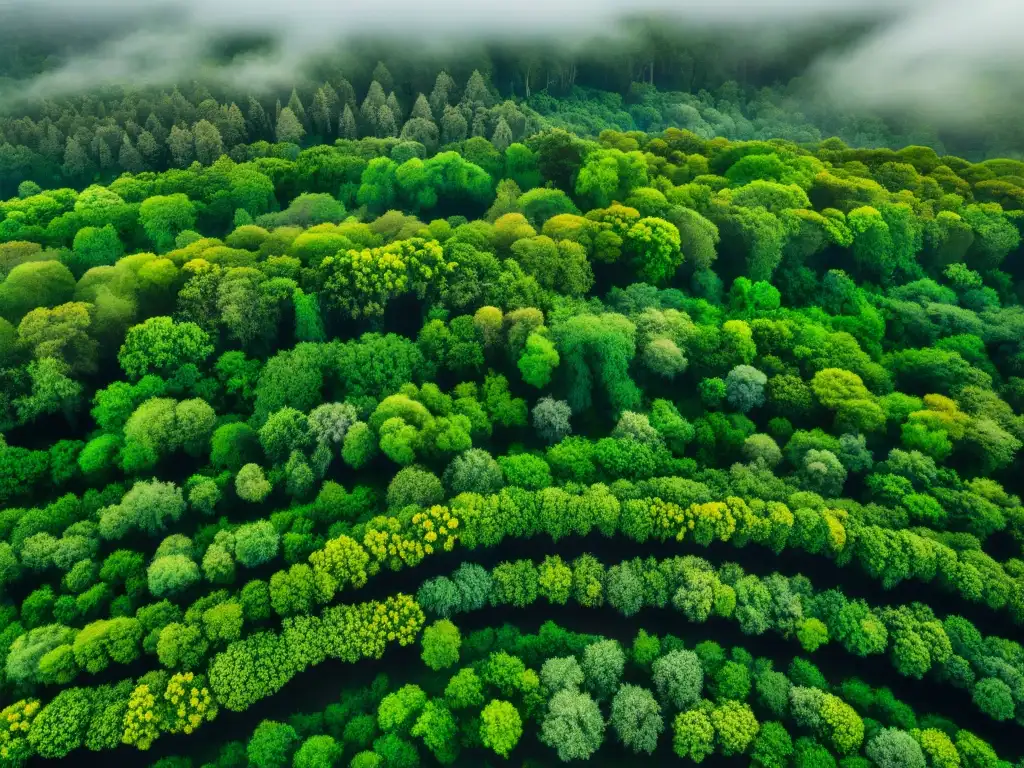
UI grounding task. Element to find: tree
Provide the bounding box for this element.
[673,708,715,762]
[800,449,847,497]
[541,656,585,694]
[554,312,640,413]
[194,120,224,164]
[443,449,503,495]
[119,317,212,379]
[26,687,91,759]
[275,108,305,145]
[247,720,298,768]
[157,621,208,670]
[540,689,605,761]
[611,685,663,755]
[445,668,484,710]
[139,194,196,252]
[378,684,427,733]
[291,735,340,768]
[533,397,572,444]
[70,224,123,274]
[972,677,1014,721]
[480,699,522,758]
[410,700,458,764]
[582,639,625,700]
[726,365,768,413]
[653,650,704,710]
[865,728,926,768]
[148,553,200,597]
[0,261,76,323]
[234,520,280,568]
[627,216,684,284]
[491,118,513,153]
[421,619,461,670]
[711,700,759,756]
[752,721,794,768]
[99,480,185,539]
[234,463,271,502]
[387,466,444,509]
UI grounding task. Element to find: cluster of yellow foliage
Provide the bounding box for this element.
[0,700,39,763]
[163,672,217,735]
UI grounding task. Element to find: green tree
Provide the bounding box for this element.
[139,194,196,252]
[421,619,461,671]
[247,720,298,768]
[480,699,522,759]
[610,685,663,755]
[540,689,605,761]
[673,708,715,762]
[119,317,213,379]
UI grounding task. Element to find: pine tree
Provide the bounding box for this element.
[118,135,146,173]
[335,77,357,112]
[224,103,248,145]
[372,61,394,93]
[39,124,64,161]
[62,136,92,179]
[463,70,493,108]
[169,87,195,124]
[386,91,403,122]
[145,113,169,145]
[321,82,339,114]
[246,97,270,140]
[430,71,456,117]
[441,106,468,145]
[377,105,398,138]
[276,107,305,144]
[194,120,224,165]
[311,87,333,138]
[167,125,195,168]
[287,88,308,127]
[491,117,513,153]
[92,131,116,171]
[471,107,489,138]
[339,105,358,140]
[360,81,386,131]
[196,98,221,125]
[137,130,162,167]
[410,93,434,122]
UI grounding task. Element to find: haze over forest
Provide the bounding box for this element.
[1,0,1022,145]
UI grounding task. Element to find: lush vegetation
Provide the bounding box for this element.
[1,59,1024,768]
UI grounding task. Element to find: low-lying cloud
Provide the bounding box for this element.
[1,0,1021,131]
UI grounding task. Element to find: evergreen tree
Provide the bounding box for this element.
[441,106,468,145]
[430,71,456,117]
[386,91,403,122]
[287,88,308,127]
[410,93,434,122]
[463,70,493,108]
[492,118,513,152]
[246,97,271,140]
[167,125,195,168]
[377,106,398,139]
[311,88,333,137]
[276,107,306,145]
[372,61,394,93]
[360,81,387,132]
[193,120,224,165]
[339,105,358,140]
[118,135,145,173]
[224,103,248,145]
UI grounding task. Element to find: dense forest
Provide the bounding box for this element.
[2,24,1024,768]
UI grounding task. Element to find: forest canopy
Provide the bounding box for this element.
[1,6,1024,768]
